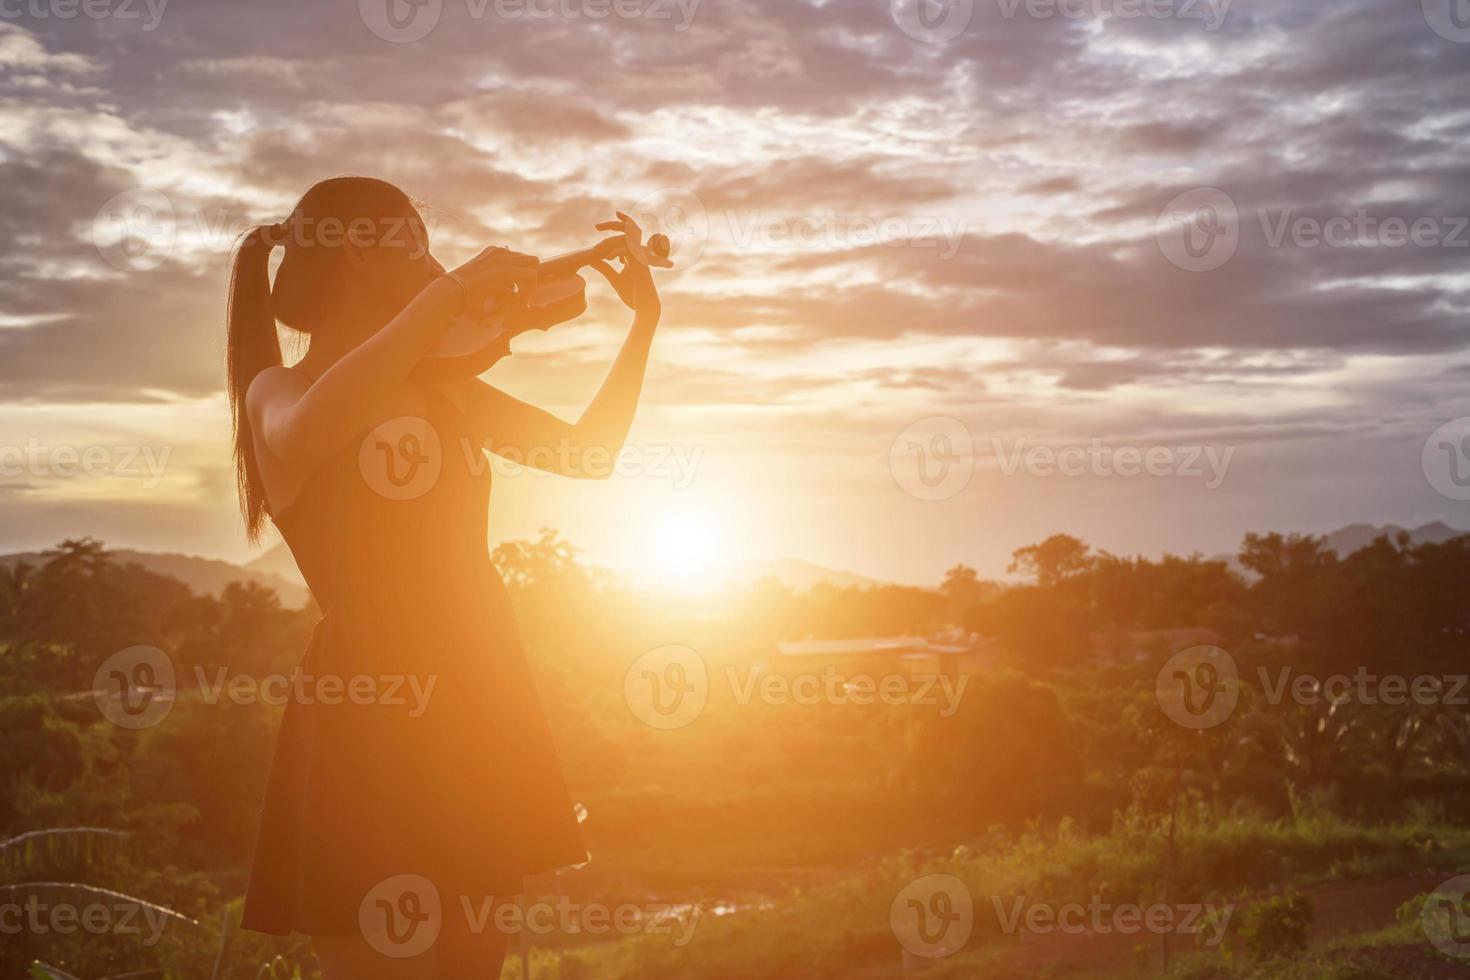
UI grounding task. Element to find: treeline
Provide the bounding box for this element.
[3,528,1468,853]
[901,531,1470,830]
[1,529,1469,977]
[943,531,1470,669]
[0,538,316,695]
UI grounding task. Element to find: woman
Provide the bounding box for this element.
[229,176,660,978]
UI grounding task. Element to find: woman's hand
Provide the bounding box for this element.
[447,246,540,313]
[588,213,661,314]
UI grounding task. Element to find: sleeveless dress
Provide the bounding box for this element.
[241,383,587,936]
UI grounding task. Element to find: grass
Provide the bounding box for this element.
[535,801,1470,980]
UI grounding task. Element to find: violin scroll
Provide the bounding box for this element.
[415,222,674,381]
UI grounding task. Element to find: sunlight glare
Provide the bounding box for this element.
[641,501,732,591]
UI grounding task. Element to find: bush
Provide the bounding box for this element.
[1239,890,1314,961]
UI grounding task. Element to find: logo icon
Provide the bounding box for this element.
[359,416,443,501]
[890,416,974,501]
[1423,875,1470,958]
[360,0,443,42]
[1155,188,1239,272]
[93,188,176,272]
[1423,418,1470,501]
[1157,646,1239,729]
[629,187,709,270]
[359,874,442,958]
[1423,0,1470,42]
[890,0,975,43]
[624,644,709,730]
[891,874,973,958]
[92,645,176,729]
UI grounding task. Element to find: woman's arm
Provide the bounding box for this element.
[460,218,663,479]
[248,248,538,465]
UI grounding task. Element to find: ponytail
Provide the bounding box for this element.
[226,224,284,544]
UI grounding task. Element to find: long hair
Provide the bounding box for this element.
[226,223,283,544]
[225,176,422,543]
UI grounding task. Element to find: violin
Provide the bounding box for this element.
[416,231,672,380]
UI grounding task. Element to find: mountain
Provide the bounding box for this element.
[1209,520,1470,576]
[723,558,882,591]
[1322,520,1466,557]
[244,542,305,584]
[0,548,311,609]
[240,544,885,594]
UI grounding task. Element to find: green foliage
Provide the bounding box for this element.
[1238,890,1314,961]
[1,529,1468,978]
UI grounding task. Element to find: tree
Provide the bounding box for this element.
[1008,534,1093,588]
[491,528,591,593]
[1238,532,1340,647]
[941,564,986,627]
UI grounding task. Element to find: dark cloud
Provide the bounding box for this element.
[0,0,1466,574]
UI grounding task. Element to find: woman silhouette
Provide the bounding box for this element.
[229,176,660,978]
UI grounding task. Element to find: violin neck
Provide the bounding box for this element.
[538,244,604,281]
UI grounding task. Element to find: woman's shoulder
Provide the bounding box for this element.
[245,365,314,416]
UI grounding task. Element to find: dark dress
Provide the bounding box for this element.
[241,383,587,936]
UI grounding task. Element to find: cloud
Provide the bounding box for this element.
[0,0,1466,573]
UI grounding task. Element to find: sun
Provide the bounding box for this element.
[641,500,733,590]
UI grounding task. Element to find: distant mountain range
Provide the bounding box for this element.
[242,542,303,583]
[1321,520,1466,556]
[1,521,1462,608]
[1211,520,1469,576]
[245,544,880,595]
[720,558,881,591]
[0,547,311,608]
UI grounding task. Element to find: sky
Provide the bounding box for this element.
[0,0,1468,585]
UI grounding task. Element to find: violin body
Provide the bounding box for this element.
[416,233,670,381]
